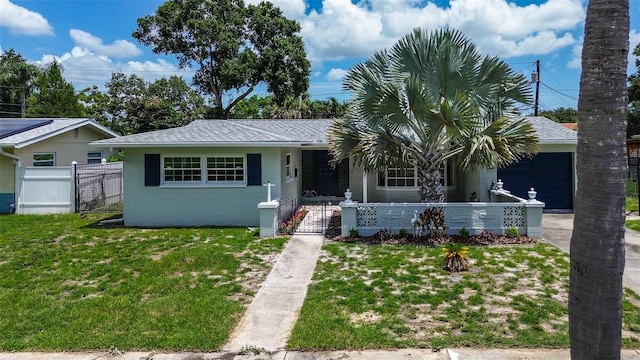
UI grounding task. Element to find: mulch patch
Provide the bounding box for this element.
[323,210,536,246]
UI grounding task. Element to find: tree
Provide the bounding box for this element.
[628,43,640,137]
[539,107,579,123]
[105,73,206,134]
[0,49,40,117]
[228,95,348,119]
[79,85,110,126]
[569,0,629,358]
[26,61,84,117]
[132,0,310,119]
[329,28,538,202]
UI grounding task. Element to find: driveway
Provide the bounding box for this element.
[543,213,640,293]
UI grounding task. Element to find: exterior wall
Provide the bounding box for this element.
[462,168,498,203]
[279,147,303,203]
[14,126,113,166]
[123,147,281,227]
[0,154,16,213]
[348,165,463,203]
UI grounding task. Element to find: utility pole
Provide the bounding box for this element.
[532,60,540,116]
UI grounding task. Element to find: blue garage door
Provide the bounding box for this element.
[497,152,573,210]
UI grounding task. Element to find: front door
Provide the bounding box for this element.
[315,151,339,196]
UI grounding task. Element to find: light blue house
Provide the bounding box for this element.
[90,116,577,227]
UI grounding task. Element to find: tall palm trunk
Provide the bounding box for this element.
[569,0,629,358]
[417,162,444,203]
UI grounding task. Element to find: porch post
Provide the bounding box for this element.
[339,200,358,236]
[258,200,280,237]
[524,198,545,238]
[362,172,368,203]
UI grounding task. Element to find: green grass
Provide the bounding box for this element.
[288,241,640,350]
[0,213,287,351]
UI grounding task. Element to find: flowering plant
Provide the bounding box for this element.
[278,207,308,235]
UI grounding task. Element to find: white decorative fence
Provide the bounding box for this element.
[340,190,544,238]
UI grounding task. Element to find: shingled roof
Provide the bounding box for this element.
[0,118,119,149]
[91,119,333,147]
[91,116,576,148]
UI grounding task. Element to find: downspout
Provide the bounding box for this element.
[0,149,21,213]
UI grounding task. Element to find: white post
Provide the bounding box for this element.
[362,172,368,203]
[263,181,275,202]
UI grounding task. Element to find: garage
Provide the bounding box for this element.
[497,152,574,211]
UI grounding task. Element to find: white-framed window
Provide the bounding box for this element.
[206,156,244,182]
[162,155,245,185]
[285,153,292,179]
[87,151,103,164]
[33,152,55,167]
[378,162,454,188]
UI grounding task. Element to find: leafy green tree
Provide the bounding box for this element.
[539,107,579,123]
[26,61,84,117]
[228,95,348,119]
[105,73,205,134]
[0,49,40,117]
[329,28,538,202]
[79,85,110,126]
[569,0,629,357]
[132,0,310,119]
[629,43,640,102]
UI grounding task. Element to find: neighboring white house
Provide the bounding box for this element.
[0,118,120,213]
[89,116,577,227]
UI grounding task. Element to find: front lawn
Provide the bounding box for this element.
[0,214,287,351]
[288,240,640,350]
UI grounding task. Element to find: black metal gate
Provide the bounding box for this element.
[295,199,329,234]
[75,162,124,213]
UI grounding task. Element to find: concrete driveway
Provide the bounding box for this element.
[543,213,640,293]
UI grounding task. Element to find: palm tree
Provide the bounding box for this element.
[569,0,629,358]
[329,28,538,202]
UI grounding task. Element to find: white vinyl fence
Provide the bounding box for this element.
[14,162,123,215]
[16,166,76,214]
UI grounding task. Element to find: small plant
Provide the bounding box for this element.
[459,227,470,239]
[441,242,471,272]
[238,344,265,355]
[398,228,411,238]
[505,226,520,238]
[348,228,359,238]
[278,207,308,234]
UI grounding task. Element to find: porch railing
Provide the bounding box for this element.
[339,186,544,238]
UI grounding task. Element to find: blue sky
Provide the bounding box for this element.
[1,0,639,114]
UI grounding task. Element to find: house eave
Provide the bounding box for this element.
[13,119,120,149]
[89,141,328,148]
[538,140,577,145]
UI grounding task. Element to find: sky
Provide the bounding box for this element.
[0,0,639,115]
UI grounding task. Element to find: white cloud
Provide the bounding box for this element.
[37,47,181,91]
[0,0,53,35]
[326,68,348,81]
[69,29,142,58]
[567,42,582,69]
[300,0,585,66]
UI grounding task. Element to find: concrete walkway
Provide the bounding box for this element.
[542,213,640,294]
[223,205,336,352]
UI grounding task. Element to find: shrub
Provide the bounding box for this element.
[459,227,470,239]
[505,227,520,238]
[398,228,411,238]
[278,207,308,235]
[348,228,359,238]
[441,242,471,272]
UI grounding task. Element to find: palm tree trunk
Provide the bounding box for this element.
[417,161,445,203]
[569,0,629,358]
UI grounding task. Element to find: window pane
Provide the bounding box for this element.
[206,156,244,182]
[163,157,201,182]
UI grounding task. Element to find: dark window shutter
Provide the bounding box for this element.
[144,154,161,186]
[247,154,262,186]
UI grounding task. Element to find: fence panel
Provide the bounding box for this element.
[76,162,123,213]
[16,166,75,214]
